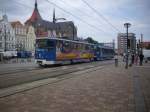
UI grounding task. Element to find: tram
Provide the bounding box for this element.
[35,37,114,66]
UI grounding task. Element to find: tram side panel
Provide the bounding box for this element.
[55,40,94,62]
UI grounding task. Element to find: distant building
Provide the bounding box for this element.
[24,0,77,40]
[142,41,150,49]
[11,21,27,51]
[0,15,16,52]
[117,33,136,55]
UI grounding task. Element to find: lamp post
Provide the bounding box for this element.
[124,23,131,69]
[141,34,143,55]
[4,24,7,52]
[72,23,75,40]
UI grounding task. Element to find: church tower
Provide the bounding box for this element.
[25,0,42,26]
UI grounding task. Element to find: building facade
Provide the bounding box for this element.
[26,26,36,52]
[25,0,77,40]
[11,21,27,51]
[0,15,16,52]
[117,33,136,55]
[142,41,150,49]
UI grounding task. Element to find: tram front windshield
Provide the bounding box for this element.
[36,39,55,49]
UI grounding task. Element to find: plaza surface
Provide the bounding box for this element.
[0,61,149,112]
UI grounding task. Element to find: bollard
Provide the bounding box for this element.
[115,58,118,67]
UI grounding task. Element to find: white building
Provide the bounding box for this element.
[26,26,36,52]
[117,33,136,55]
[0,15,16,52]
[11,21,27,51]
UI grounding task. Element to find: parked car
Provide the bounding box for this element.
[2,51,17,59]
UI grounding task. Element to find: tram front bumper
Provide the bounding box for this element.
[35,59,56,65]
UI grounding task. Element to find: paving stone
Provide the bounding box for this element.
[0,62,149,112]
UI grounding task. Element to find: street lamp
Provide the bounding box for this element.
[124,23,131,69]
[4,24,7,52]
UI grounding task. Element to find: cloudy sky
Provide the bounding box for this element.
[0,0,150,43]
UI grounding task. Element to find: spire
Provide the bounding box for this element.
[25,0,42,24]
[53,8,56,23]
[35,0,37,9]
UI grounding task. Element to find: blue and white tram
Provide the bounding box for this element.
[35,37,114,66]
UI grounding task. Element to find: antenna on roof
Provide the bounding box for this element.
[35,0,37,9]
[53,8,56,23]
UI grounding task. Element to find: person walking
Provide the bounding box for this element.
[123,53,126,62]
[129,53,132,67]
[139,53,144,66]
[131,53,135,64]
[135,54,138,65]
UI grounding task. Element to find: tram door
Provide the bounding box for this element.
[46,39,56,61]
[35,39,56,61]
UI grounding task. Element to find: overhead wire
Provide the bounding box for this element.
[12,0,46,16]
[57,0,107,29]
[45,0,113,36]
[81,0,121,33]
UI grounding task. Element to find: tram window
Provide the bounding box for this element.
[70,42,74,49]
[83,44,86,51]
[81,44,84,50]
[78,44,81,51]
[36,39,47,48]
[74,43,78,49]
[36,39,55,49]
[85,45,88,50]
[91,45,94,50]
[47,40,55,48]
[56,40,61,52]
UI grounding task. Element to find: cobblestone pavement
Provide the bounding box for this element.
[134,63,150,112]
[0,62,149,112]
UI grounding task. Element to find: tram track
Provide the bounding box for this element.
[0,60,114,89]
[0,61,113,98]
[0,60,113,76]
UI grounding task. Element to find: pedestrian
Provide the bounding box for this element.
[131,53,135,64]
[114,54,118,67]
[139,53,144,66]
[123,53,126,62]
[135,54,138,65]
[129,53,132,67]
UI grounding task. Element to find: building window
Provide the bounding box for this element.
[0,43,2,48]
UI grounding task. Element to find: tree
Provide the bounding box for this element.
[85,37,98,44]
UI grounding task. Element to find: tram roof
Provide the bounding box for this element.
[36,37,114,49]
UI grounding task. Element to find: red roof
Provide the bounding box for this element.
[28,9,42,22]
[25,0,42,24]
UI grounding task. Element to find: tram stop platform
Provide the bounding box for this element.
[0,62,150,112]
